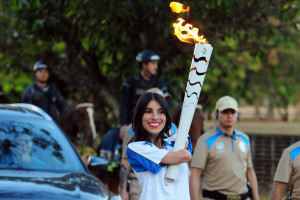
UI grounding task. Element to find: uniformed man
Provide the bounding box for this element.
[118,50,171,143]
[190,96,259,200]
[22,61,65,120]
[271,141,300,199]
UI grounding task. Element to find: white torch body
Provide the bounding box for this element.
[165,43,213,180]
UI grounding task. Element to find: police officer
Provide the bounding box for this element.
[119,50,171,139]
[271,140,300,199]
[190,96,259,200]
[22,61,66,120]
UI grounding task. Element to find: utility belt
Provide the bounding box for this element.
[203,189,249,200]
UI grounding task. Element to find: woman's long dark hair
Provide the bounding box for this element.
[129,92,172,147]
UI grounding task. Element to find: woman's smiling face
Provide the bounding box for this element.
[142,100,166,141]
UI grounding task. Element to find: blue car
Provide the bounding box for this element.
[0,103,119,200]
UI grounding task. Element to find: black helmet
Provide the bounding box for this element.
[136,50,160,63]
[33,61,48,72]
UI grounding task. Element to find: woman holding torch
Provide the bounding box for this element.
[126,92,192,200]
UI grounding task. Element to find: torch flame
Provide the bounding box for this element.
[173,18,207,44]
[170,2,207,44]
[170,2,190,13]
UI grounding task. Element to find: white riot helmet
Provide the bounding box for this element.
[33,61,48,73]
[136,50,160,63]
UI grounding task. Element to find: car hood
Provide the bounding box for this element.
[0,170,114,200]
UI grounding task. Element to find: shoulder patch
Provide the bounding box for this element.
[290,147,300,162]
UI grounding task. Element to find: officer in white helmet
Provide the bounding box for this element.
[119,50,171,146]
[22,61,66,120]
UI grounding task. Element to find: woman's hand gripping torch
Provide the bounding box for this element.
[166,2,213,181]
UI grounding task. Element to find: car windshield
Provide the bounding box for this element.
[0,118,85,173]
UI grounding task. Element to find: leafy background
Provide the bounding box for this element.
[1,0,300,135]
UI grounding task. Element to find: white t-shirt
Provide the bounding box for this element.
[127,134,191,200]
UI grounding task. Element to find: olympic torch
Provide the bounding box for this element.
[166,2,213,180]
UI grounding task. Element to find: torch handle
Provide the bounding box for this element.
[165,105,196,180]
[165,43,213,181]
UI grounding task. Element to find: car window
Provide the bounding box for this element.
[0,118,85,173]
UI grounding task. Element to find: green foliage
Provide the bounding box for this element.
[0,0,300,133]
[0,67,33,102]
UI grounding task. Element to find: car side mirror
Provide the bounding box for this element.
[87,156,108,173]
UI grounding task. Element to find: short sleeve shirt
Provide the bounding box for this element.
[127,135,192,200]
[191,126,252,195]
[122,124,178,159]
[274,141,300,198]
[122,124,178,180]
